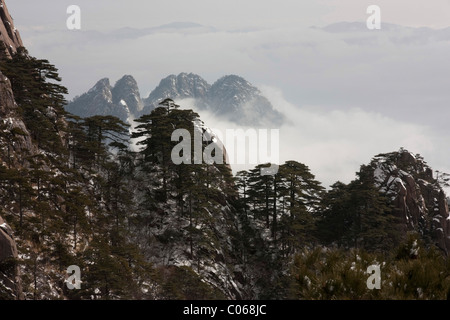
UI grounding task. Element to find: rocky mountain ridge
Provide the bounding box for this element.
[66,73,284,127]
[65,75,144,122]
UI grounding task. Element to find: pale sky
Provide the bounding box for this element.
[6,0,450,188]
[8,0,450,31]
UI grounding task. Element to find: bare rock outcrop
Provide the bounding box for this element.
[0,1,35,166]
[373,149,450,254]
[0,0,23,58]
[0,215,22,299]
[0,71,37,166]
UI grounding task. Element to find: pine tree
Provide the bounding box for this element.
[82,115,130,168]
[66,114,91,170]
[278,161,324,253]
[246,164,274,229]
[0,47,68,154]
[316,181,351,246]
[350,165,400,251]
[236,170,250,217]
[317,165,400,252]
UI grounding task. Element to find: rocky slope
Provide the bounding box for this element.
[372,149,450,254]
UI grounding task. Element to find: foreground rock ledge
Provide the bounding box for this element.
[0,215,23,299]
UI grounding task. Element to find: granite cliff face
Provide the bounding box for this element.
[0,0,24,299]
[0,0,23,58]
[0,71,37,165]
[372,149,450,254]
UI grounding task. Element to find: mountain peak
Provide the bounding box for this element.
[68,77,129,121]
[116,74,137,83]
[146,72,210,105]
[112,75,143,115]
[207,75,284,126]
[214,74,251,85]
[143,73,284,126]
[209,74,259,100]
[113,75,140,94]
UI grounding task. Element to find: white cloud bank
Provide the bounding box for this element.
[186,87,441,189]
[260,86,436,187]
